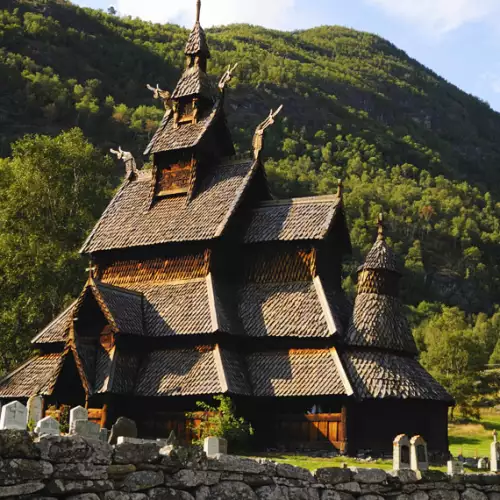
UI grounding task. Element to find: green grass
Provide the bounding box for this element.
[449,409,500,458]
[250,454,394,471]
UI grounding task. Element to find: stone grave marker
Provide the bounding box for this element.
[393,434,410,470]
[69,406,88,433]
[204,436,228,457]
[410,435,428,472]
[491,432,500,472]
[0,401,27,430]
[27,396,43,427]
[99,427,109,443]
[73,419,100,440]
[35,416,60,436]
[108,417,138,445]
[478,457,489,470]
[447,460,463,475]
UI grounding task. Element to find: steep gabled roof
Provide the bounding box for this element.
[244,195,342,243]
[342,351,453,402]
[31,301,75,345]
[144,99,219,155]
[81,159,258,253]
[171,65,216,100]
[74,279,144,336]
[238,279,346,338]
[0,354,63,398]
[134,346,250,397]
[247,349,353,397]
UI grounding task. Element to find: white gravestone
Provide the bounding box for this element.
[410,435,428,472]
[491,435,500,472]
[204,436,228,457]
[27,396,43,426]
[73,420,100,440]
[393,434,410,470]
[478,457,489,470]
[35,416,60,436]
[0,401,27,430]
[447,460,463,475]
[69,406,88,433]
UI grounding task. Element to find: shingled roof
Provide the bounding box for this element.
[81,159,257,253]
[342,351,453,402]
[247,349,353,397]
[31,302,75,345]
[244,196,341,243]
[185,21,210,57]
[359,238,399,273]
[345,293,417,354]
[0,354,63,398]
[171,66,216,100]
[74,279,144,336]
[134,346,250,397]
[95,347,141,395]
[238,279,344,338]
[145,100,218,155]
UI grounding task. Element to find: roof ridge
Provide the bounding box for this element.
[256,194,339,208]
[95,280,144,297]
[31,301,76,344]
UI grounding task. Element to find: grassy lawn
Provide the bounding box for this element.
[251,454,393,471]
[449,409,500,458]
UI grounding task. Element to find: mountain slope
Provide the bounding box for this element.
[1,0,500,315]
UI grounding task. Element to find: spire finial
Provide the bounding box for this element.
[377,213,385,241]
[196,0,201,23]
[337,179,343,199]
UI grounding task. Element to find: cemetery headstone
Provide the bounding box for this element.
[73,420,100,440]
[393,434,410,470]
[478,457,489,470]
[99,428,109,443]
[204,436,228,457]
[491,432,499,472]
[447,460,463,475]
[410,435,428,472]
[69,406,88,433]
[35,416,60,436]
[27,396,43,427]
[0,401,27,430]
[108,417,138,445]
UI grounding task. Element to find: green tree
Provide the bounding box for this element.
[0,128,114,375]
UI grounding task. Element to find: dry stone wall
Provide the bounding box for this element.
[0,430,500,500]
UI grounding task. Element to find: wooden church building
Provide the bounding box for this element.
[0,1,452,454]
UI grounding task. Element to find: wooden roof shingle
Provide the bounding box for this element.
[238,281,343,338]
[247,349,351,397]
[342,351,453,402]
[244,196,341,243]
[185,21,210,57]
[0,354,63,398]
[171,66,216,100]
[31,302,75,345]
[345,293,418,354]
[81,159,257,253]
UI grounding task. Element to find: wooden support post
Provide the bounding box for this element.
[101,404,109,429]
[340,405,348,453]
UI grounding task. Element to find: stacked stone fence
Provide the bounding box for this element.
[1,429,500,500]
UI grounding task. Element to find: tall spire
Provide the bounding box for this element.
[196,0,201,23]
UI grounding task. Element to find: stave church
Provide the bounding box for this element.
[0,1,453,454]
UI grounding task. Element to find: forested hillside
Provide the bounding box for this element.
[2,0,500,413]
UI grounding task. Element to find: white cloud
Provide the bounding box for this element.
[365,0,499,35]
[116,0,296,29]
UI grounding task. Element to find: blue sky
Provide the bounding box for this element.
[74,0,500,112]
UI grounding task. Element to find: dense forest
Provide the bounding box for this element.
[1,0,500,414]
